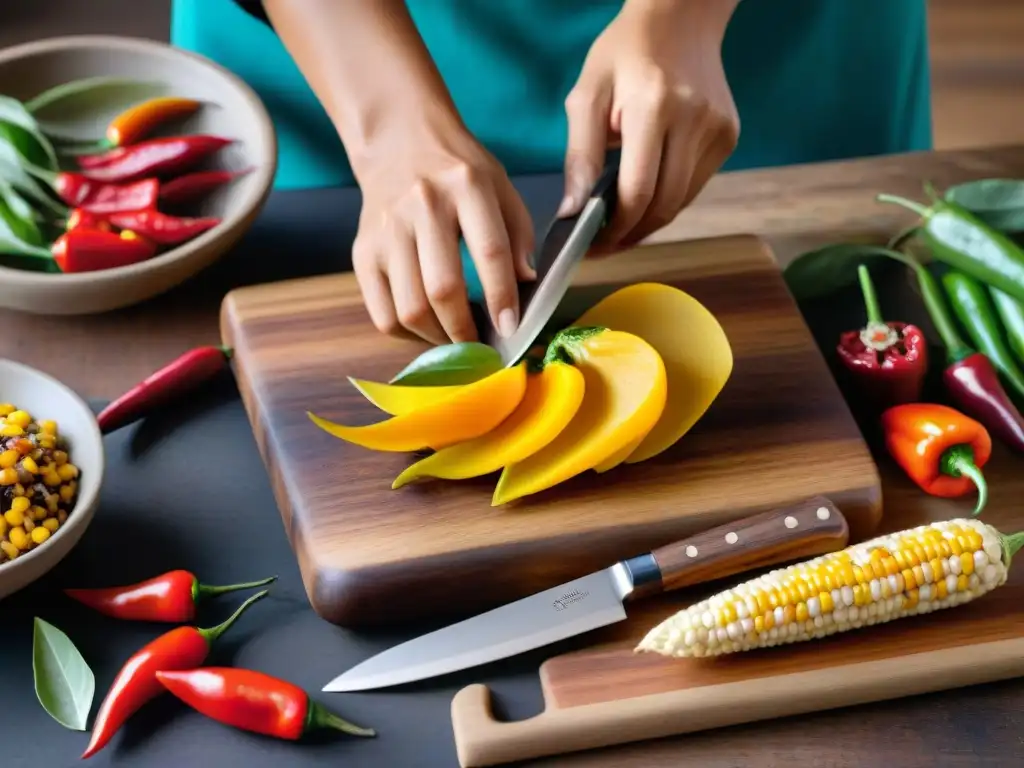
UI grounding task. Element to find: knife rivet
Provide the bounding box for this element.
[784,516,799,529]
[725,532,739,545]
[685,545,698,558]
[816,506,831,520]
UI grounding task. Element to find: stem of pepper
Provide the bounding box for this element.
[192,575,277,601]
[196,589,268,645]
[876,193,931,219]
[939,444,988,515]
[305,700,376,738]
[858,264,884,325]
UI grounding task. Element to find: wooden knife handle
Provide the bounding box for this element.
[624,496,850,600]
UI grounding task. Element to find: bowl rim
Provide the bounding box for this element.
[0,34,278,286]
[0,358,105,574]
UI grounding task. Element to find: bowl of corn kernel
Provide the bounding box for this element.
[0,359,103,600]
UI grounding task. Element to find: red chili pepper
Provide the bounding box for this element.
[76,145,128,170]
[76,135,233,183]
[159,168,252,206]
[51,229,157,273]
[65,569,276,623]
[81,590,268,759]
[155,668,376,741]
[96,345,233,434]
[835,264,929,409]
[105,209,221,245]
[53,173,158,213]
[65,208,112,232]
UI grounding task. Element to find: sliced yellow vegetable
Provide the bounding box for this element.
[574,282,732,466]
[348,377,463,416]
[391,362,585,488]
[309,363,527,452]
[493,328,666,505]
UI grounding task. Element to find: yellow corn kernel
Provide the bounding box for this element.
[57,509,68,524]
[0,540,18,560]
[42,518,59,533]
[45,495,59,514]
[30,526,50,545]
[935,578,948,599]
[0,518,7,538]
[929,558,944,582]
[3,507,24,527]
[912,564,926,586]
[8,526,29,551]
[783,605,796,625]
[956,574,969,592]
[57,463,78,481]
[0,468,17,486]
[52,450,68,466]
[904,588,919,611]
[948,536,963,556]
[37,435,55,449]
[754,615,765,633]
[13,483,24,497]
[0,403,14,417]
[22,517,34,532]
[902,568,917,591]
[0,424,24,437]
[59,484,75,503]
[39,420,57,436]
[795,580,811,601]
[763,609,775,630]
[819,591,834,612]
[42,470,60,487]
[883,557,899,576]
[839,563,857,587]
[960,552,975,576]
[0,449,17,469]
[795,602,809,622]
[31,505,47,521]
[922,541,938,561]
[852,584,867,606]
[10,496,29,515]
[965,528,983,551]
[5,410,31,427]
[754,591,769,614]
[20,456,38,474]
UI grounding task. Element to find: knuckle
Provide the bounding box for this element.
[397,301,431,329]
[564,86,595,115]
[475,243,510,266]
[374,314,401,337]
[449,161,483,191]
[426,276,463,305]
[408,179,440,213]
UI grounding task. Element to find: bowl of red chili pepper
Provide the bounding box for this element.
[0,35,277,314]
[0,360,104,601]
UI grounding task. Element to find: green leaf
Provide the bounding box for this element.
[0,140,64,216]
[32,618,95,731]
[0,96,59,171]
[389,342,504,385]
[25,77,167,140]
[782,243,922,301]
[943,178,1024,232]
[0,179,44,246]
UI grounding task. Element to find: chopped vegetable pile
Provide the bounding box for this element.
[0,403,79,564]
[1,77,253,275]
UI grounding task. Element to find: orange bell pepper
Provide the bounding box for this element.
[880,402,991,515]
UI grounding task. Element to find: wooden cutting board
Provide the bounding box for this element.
[450,559,1024,766]
[220,234,883,627]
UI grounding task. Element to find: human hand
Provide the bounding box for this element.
[351,111,535,346]
[560,0,741,250]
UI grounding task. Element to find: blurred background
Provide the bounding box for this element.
[3,0,1023,154]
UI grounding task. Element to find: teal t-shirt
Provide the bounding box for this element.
[171,0,932,191]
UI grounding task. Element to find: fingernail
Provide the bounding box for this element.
[556,194,578,218]
[498,308,518,339]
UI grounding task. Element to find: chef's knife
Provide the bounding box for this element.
[482,149,621,367]
[323,496,849,693]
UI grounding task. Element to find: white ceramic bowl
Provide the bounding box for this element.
[0,360,104,600]
[0,35,277,315]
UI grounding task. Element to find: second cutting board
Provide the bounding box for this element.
[220,234,882,627]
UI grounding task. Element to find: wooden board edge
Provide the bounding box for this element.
[451,637,1024,767]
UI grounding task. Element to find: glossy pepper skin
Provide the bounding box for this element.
[106,209,221,245]
[836,264,928,409]
[64,569,276,623]
[51,229,157,273]
[881,403,991,515]
[77,135,233,183]
[53,173,158,213]
[96,345,233,434]
[105,97,202,147]
[65,208,112,232]
[877,188,1024,306]
[990,287,1024,367]
[81,590,268,759]
[159,168,251,206]
[155,668,375,740]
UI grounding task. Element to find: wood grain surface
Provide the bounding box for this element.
[221,235,882,627]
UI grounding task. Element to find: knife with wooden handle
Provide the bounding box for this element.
[323,496,850,692]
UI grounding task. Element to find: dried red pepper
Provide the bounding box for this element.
[51,229,157,273]
[881,402,990,515]
[105,96,202,147]
[65,569,276,623]
[81,590,269,759]
[159,168,252,206]
[156,667,375,740]
[53,173,158,214]
[96,345,233,434]
[105,209,221,245]
[76,135,233,183]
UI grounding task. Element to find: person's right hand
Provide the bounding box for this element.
[350,112,536,346]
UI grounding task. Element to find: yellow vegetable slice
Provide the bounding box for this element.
[348,377,463,416]
[309,363,527,452]
[574,282,732,466]
[493,328,666,505]
[391,362,585,488]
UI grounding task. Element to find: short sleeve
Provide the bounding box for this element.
[230,0,270,25]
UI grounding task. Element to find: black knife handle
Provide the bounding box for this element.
[590,148,621,218]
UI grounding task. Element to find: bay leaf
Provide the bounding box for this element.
[390,341,503,386]
[782,243,922,301]
[32,617,95,731]
[943,178,1024,232]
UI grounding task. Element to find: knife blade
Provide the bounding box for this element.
[323,496,849,693]
[482,149,621,367]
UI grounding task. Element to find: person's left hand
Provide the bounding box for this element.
[559,0,741,250]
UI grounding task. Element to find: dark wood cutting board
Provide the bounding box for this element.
[220,234,883,627]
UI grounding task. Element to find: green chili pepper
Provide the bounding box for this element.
[877,187,1024,306]
[990,287,1024,368]
[941,269,1024,401]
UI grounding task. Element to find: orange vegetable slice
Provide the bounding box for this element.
[309,363,527,452]
[493,328,666,505]
[391,362,585,488]
[348,377,463,416]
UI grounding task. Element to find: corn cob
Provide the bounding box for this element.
[636,518,1024,658]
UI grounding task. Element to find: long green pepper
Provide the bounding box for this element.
[941,270,1024,402]
[989,287,1024,368]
